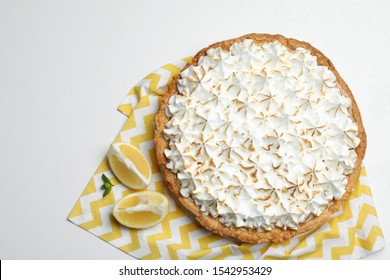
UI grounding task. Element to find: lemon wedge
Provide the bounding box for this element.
[113,191,168,229]
[107,142,151,189]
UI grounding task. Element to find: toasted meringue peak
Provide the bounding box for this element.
[164,40,360,231]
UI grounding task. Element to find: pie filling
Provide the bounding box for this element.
[163,40,360,231]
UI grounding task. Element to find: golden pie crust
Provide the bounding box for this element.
[154,33,367,243]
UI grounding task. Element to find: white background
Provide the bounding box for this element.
[0,0,389,259]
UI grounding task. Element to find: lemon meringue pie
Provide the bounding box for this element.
[155,34,366,243]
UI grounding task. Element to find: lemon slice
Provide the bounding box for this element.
[113,191,169,229]
[107,142,151,189]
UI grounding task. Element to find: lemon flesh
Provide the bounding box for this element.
[113,191,168,229]
[108,142,151,189]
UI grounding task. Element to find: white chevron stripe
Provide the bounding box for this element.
[281,236,301,260]
[288,235,312,258]
[156,59,187,90]
[112,183,130,199]
[176,229,208,259]
[201,238,233,260]
[224,244,244,260]
[166,192,177,212]
[154,219,188,260]
[168,214,193,229]
[139,140,157,165]
[293,185,378,260]
[208,237,231,248]
[350,234,386,260]
[199,247,223,260]
[90,184,130,237]
[119,96,159,141]
[145,173,164,192]
[140,83,149,97]
[359,176,369,187]
[120,94,139,109]
[118,59,187,114]
[69,172,113,223]
[258,245,284,259]
[75,179,127,234]
[321,212,357,259]
[130,223,163,259]
[171,59,188,69]
[370,236,386,254]
[296,223,331,259]
[70,192,100,224]
[109,226,131,248]
[90,204,115,236]
[356,215,377,240]
[247,243,268,259]
[134,79,151,97]
[359,193,378,206]
[118,80,150,114]
[153,67,174,92]
[350,246,369,259]
[154,216,198,260]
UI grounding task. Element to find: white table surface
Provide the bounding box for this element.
[0,0,389,260]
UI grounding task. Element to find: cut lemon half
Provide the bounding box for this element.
[107,142,151,189]
[113,191,169,229]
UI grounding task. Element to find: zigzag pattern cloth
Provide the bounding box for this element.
[68,58,385,259]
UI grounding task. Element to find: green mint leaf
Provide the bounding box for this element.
[101,174,111,184]
[103,185,112,197]
[101,174,113,198]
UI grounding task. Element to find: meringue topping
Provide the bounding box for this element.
[163,40,360,231]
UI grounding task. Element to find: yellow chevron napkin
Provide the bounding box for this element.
[68,59,385,259]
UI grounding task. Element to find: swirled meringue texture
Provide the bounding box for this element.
[163,40,360,231]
